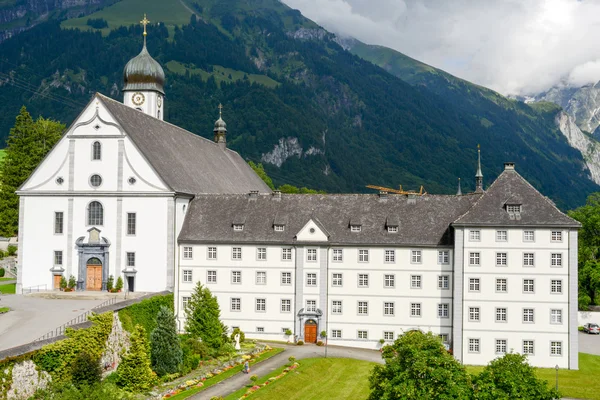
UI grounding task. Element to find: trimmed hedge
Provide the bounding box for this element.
[118,294,173,339]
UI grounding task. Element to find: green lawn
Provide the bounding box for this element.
[0,307,9,313]
[0,283,16,294]
[166,61,280,88]
[61,0,192,36]
[0,277,14,282]
[466,353,600,400]
[226,358,376,400]
[168,347,284,400]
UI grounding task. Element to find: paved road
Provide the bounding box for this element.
[0,294,104,351]
[191,344,383,399]
[579,331,600,356]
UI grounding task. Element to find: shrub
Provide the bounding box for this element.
[218,343,237,356]
[316,340,324,346]
[285,329,292,336]
[0,250,5,259]
[118,294,173,339]
[7,245,16,256]
[115,276,123,291]
[210,397,225,400]
[578,326,584,332]
[250,374,258,382]
[68,275,76,289]
[116,325,156,392]
[288,356,296,363]
[71,352,101,387]
[60,276,67,290]
[230,327,245,343]
[379,339,385,345]
[106,275,114,292]
[150,306,182,376]
[180,336,211,374]
[320,330,327,338]
[185,282,224,349]
[0,267,4,277]
[296,340,304,346]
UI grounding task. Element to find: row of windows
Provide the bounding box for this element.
[468,338,563,356]
[330,330,449,342]
[54,210,136,233]
[53,250,135,267]
[182,269,451,290]
[467,307,563,324]
[182,246,450,264]
[468,277,563,294]
[468,229,563,242]
[468,252,563,267]
[231,223,400,234]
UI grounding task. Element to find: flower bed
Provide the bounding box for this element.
[236,362,299,400]
[161,345,272,399]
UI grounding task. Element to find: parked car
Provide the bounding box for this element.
[583,323,600,334]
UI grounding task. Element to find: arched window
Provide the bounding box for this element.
[92,141,101,160]
[88,201,103,226]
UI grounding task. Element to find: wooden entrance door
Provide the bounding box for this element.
[53,275,62,290]
[86,257,103,291]
[304,320,317,343]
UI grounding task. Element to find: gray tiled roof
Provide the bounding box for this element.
[97,94,271,195]
[178,193,481,246]
[453,168,580,227]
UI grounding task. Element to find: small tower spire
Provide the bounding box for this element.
[214,103,227,150]
[140,14,150,47]
[456,178,462,196]
[475,144,484,193]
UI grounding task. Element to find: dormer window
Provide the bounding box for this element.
[233,224,244,231]
[387,226,398,233]
[350,225,362,232]
[274,224,285,232]
[506,204,521,213]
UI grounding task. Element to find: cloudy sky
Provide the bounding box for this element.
[281,0,600,96]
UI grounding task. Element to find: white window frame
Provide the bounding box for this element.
[282,248,292,261]
[469,278,480,292]
[410,303,421,317]
[54,250,63,266]
[54,211,64,234]
[257,247,267,261]
[496,339,507,354]
[231,297,241,312]
[126,252,135,267]
[496,252,507,267]
[495,307,507,322]
[523,340,535,355]
[438,275,450,290]
[332,249,343,262]
[384,331,395,340]
[551,253,563,267]
[523,308,534,323]
[469,307,480,322]
[384,302,395,316]
[332,273,343,287]
[550,341,563,356]
[207,270,217,284]
[358,273,369,288]
[387,226,398,233]
[384,274,395,288]
[331,329,342,339]
[332,300,342,314]
[183,246,193,260]
[207,246,217,260]
[469,230,481,241]
[384,249,396,263]
[496,230,508,242]
[411,275,422,289]
[411,250,422,264]
[281,299,291,313]
[126,212,136,236]
[232,247,242,260]
[438,303,450,318]
[307,248,317,262]
[523,278,534,293]
[274,224,285,232]
[357,301,368,315]
[306,299,317,312]
[506,204,521,213]
[468,338,480,353]
[551,279,563,294]
[231,270,242,284]
[550,309,563,324]
[256,271,267,285]
[523,230,535,242]
[281,272,292,285]
[351,225,362,232]
[551,231,563,242]
[523,253,534,267]
[306,272,317,286]
[496,278,508,293]
[469,252,480,266]
[438,250,449,265]
[233,224,244,231]
[357,330,368,339]
[358,249,369,262]
[182,296,191,310]
[182,270,193,283]
[255,298,266,312]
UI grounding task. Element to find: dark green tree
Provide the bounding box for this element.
[184,282,224,349]
[71,352,102,388]
[116,325,156,392]
[150,306,182,376]
[368,330,472,400]
[0,107,64,236]
[248,161,275,190]
[473,352,559,400]
[569,192,600,306]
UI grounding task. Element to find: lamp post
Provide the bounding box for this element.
[555,364,559,392]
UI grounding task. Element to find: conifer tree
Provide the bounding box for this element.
[116,325,156,392]
[184,282,224,349]
[150,306,182,376]
[0,106,64,236]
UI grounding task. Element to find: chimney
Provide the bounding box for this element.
[504,162,515,171]
[272,190,282,200]
[249,190,259,200]
[379,191,388,201]
[407,194,416,205]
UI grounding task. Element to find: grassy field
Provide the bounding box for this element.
[61,0,192,36]
[0,307,9,313]
[166,61,279,88]
[0,283,16,294]
[0,277,14,282]
[168,347,284,400]
[226,358,375,400]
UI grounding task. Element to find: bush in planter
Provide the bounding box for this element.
[296,340,304,346]
[316,340,324,346]
[320,330,327,338]
[106,275,114,292]
[60,276,68,290]
[285,329,292,336]
[68,275,76,289]
[0,267,4,277]
[7,245,16,256]
[115,276,124,291]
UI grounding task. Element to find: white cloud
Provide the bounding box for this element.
[280,0,600,96]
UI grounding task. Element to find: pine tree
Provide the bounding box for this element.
[0,107,64,236]
[185,282,224,349]
[116,325,156,392]
[150,306,182,376]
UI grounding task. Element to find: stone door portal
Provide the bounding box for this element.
[86,258,102,291]
[304,319,317,343]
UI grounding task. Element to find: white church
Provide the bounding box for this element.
[16,22,580,369]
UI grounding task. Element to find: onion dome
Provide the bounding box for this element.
[123,43,165,95]
[214,104,227,146]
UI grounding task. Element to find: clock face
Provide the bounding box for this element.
[157,96,162,107]
[132,92,145,106]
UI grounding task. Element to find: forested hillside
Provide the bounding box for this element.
[0,0,596,208]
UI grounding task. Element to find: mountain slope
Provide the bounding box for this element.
[0,0,597,209]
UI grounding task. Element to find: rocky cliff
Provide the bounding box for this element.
[556,110,600,185]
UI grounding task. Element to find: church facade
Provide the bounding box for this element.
[16,24,579,369]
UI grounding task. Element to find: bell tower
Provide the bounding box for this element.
[122,14,165,120]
